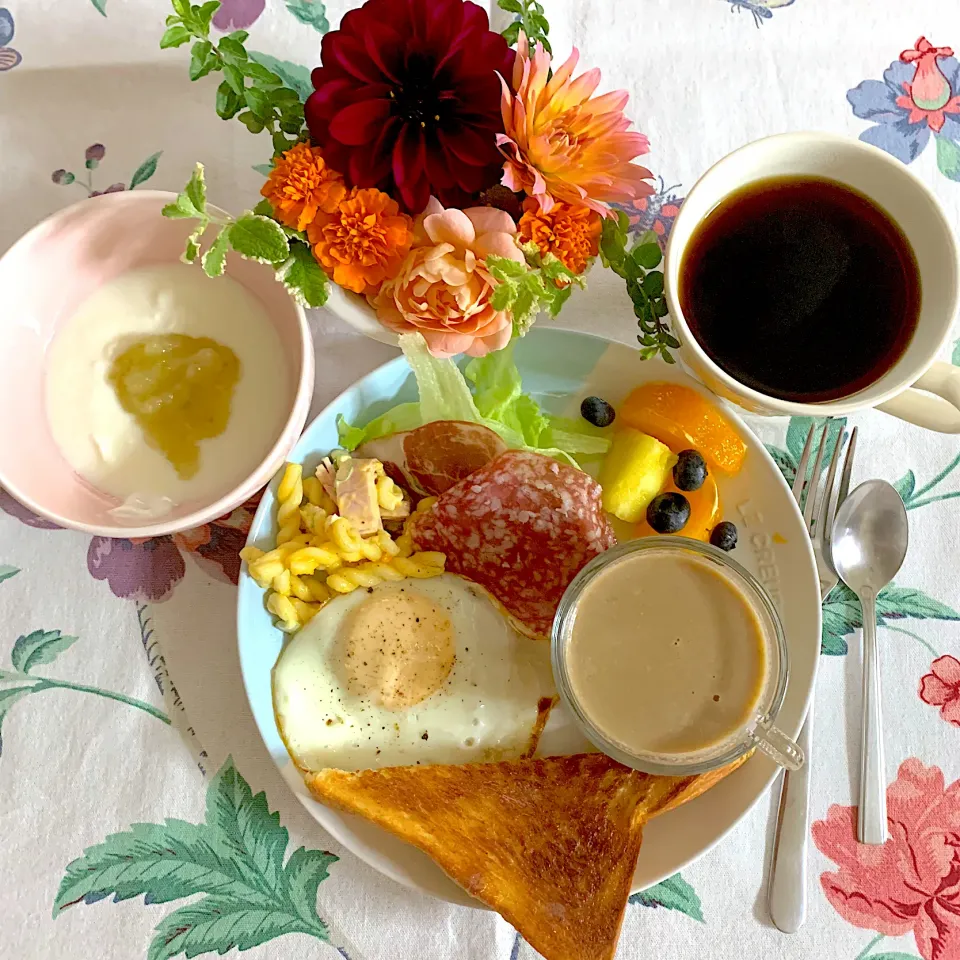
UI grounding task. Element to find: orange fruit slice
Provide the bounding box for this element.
[620,383,747,474]
[635,472,721,542]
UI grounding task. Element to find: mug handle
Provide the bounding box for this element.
[876,361,960,433]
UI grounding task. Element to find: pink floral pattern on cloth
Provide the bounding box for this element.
[812,758,960,960]
[0,487,261,601]
[212,0,266,30]
[920,655,960,727]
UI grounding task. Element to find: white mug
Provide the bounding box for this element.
[664,132,960,432]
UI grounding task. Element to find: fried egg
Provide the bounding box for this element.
[272,574,556,771]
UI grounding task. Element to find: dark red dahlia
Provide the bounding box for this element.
[305,0,514,214]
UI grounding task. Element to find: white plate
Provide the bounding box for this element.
[237,327,821,907]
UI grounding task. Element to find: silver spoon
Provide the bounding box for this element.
[832,480,909,845]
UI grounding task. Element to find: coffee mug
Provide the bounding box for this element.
[665,132,960,432]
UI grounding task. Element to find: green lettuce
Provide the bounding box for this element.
[337,333,611,465]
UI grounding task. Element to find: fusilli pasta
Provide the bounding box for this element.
[239,460,447,633]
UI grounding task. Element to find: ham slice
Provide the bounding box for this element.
[356,421,507,498]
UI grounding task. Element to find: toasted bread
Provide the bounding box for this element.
[305,752,748,960]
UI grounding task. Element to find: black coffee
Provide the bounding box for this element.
[679,176,921,402]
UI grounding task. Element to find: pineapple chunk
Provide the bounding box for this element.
[599,428,677,523]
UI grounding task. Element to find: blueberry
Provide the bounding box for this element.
[710,521,738,551]
[646,492,690,533]
[580,396,616,428]
[673,449,708,491]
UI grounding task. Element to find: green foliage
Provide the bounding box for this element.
[498,0,551,53]
[248,53,313,103]
[629,873,703,921]
[285,0,329,33]
[279,242,330,308]
[162,1,307,155]
[487,249,581,336]
[11,630,78,675]
[163,165,329,307]
[54,758,339,960]
[764,416,847,488]
[821,582,960,656]
[90,0,108,15]
[600,213,676,363]
[130,152,164,189]
[0,565,19,584]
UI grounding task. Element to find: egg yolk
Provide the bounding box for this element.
[338,591,455,710]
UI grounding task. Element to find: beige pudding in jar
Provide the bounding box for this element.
[552,539,790,774]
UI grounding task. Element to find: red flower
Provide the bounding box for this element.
[812,759,960,960]
[304,0,513,214]
[920,655,960,726]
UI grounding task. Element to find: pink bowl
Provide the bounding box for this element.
[0,190,314,537]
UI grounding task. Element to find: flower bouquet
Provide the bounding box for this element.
[160,0,676,360]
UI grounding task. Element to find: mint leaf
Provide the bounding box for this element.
[189,40,218,81]
[279,242,329,307]
[491,280,516,311]
[223,63,245,95]
[0,565,20,585]
[183,220,209,263]
[130,151,162,189]
[629,873,703,921]
[201,225,231,277]
[498,0,523,12]
[11,630,78,674]
[216,81,243,119]
[160,24,191,48]
[229,214,289,263]
[197,1,221,31]
[218,36,248,64]
[185,164,207,215]
[162,194,201,220]
[633,242,662,270]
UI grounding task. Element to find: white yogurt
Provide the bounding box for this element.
[45,264,289,512]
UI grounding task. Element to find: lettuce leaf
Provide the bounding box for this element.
[337,334,610,464]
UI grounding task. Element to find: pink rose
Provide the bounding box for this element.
[812,758,960,960]
[374,198,524,358]
[919,655,960,726]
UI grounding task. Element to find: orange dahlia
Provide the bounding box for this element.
[306,187,414,295]
[518,198,601,277]
[498,33,653,217]
[261,143,346,232]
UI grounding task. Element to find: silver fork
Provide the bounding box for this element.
[768,422,858,933]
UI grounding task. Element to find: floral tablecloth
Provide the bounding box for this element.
[4,2,960,959]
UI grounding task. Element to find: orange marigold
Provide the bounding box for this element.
[261,142,346,232]
[306,187,414,296]
[518,198,602,277]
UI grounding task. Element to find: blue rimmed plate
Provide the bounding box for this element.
[237,327,820,906]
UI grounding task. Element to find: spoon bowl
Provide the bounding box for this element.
[832,478,909,845]
[832,480,909,593]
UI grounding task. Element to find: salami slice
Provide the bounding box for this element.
[409,451,617,639]
[356,420,507,497]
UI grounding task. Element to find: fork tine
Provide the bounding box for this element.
[815,428,846,563]
[802,423,830,530]
[836,425,858,506]
[791,424,817,504]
